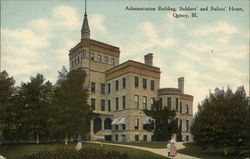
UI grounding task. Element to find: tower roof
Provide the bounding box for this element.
[81,0,90,39]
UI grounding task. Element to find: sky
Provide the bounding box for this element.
[1,0,249,114]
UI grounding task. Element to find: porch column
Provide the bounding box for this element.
[90,119,94,133]
[101,117,105,130]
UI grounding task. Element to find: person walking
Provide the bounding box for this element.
[170,137,177,157]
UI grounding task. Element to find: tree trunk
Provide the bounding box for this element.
[65,133,68,146]
[36,134,40,144]
[223,148,228,156]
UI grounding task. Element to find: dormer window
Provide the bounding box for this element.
[104,56,108,64]
[90,53,94,60]
[97,55,102,62]
[111,58,115,65]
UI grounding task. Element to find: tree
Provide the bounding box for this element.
[11,88,31,142]
[144,100,178,141]
[0,70,16,142]
[191,86,249,156]
[53,68,92,145]
[20,74,54,144]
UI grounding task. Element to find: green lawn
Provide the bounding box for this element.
[107,142,167,149]
[177,142,249,159]
[0,142,168,159]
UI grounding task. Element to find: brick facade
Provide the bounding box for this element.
[68,12,193,142]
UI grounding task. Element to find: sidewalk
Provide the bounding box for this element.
[88,141,201,159]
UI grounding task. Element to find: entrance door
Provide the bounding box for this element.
[93,118,102,134]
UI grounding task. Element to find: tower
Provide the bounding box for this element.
[81,0,90,40]
[69,0,91,89]
[80,0,91,89]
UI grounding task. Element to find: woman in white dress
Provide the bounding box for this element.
[170,137,177,157]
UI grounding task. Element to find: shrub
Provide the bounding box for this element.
[23,147,128,159]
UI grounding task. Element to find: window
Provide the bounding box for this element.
[122,124,126,130]
[108,100,111,112]
[97,55,101,62]
[116,97,119,110]
[107,83,111,94]
[186,120,189,132]
[134,95,139,109]
[83,50,86,57]
[101,83,105,94]
[143,135,147,142]
[143,96,147,109]
[180,102,182,113]
[78,56,80,63]
[186,136,189,141]
[122,96,126,109]
[71,61,74,67]
[74,59,77,65]
[134,77,139,88]
[111,58,115,65]
[167,97,171,109]
[143,78,147,89]
[91,98,95,110]
[159,98,163,110]
[151,80,155,90]
[115,80,119,91]
[176,118,179,127]
[186,104,189,114]
[180,120,182,131]
[134,118,139,129]
[122,134,126,141]
[90,53,94,60]
[122,78,126,89]
[115,135,118,141]
[91,82,96,93]
[115,125,118,130]
[135,135,139,142]
[176,98,179,111]
[150,97,154,110]
[101,99,105,111]
[104,56,108,64]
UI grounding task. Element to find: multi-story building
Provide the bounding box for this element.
[69,10,193,142]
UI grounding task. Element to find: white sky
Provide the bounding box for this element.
[1,0,249,114]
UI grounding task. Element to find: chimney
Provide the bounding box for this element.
[178,77,184,94]
[144,53,153,66]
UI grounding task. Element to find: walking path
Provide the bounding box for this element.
[88,141,201,159]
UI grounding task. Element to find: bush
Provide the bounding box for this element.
[23,147,128,159]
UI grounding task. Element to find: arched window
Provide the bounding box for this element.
[93,118,102,133]
[104,118,112,129]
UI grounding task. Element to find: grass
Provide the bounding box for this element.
[177,142,249,159]
[0,142,169,159]
[107,142,167,149]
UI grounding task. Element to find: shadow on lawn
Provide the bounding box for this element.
[178,142,249,159]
